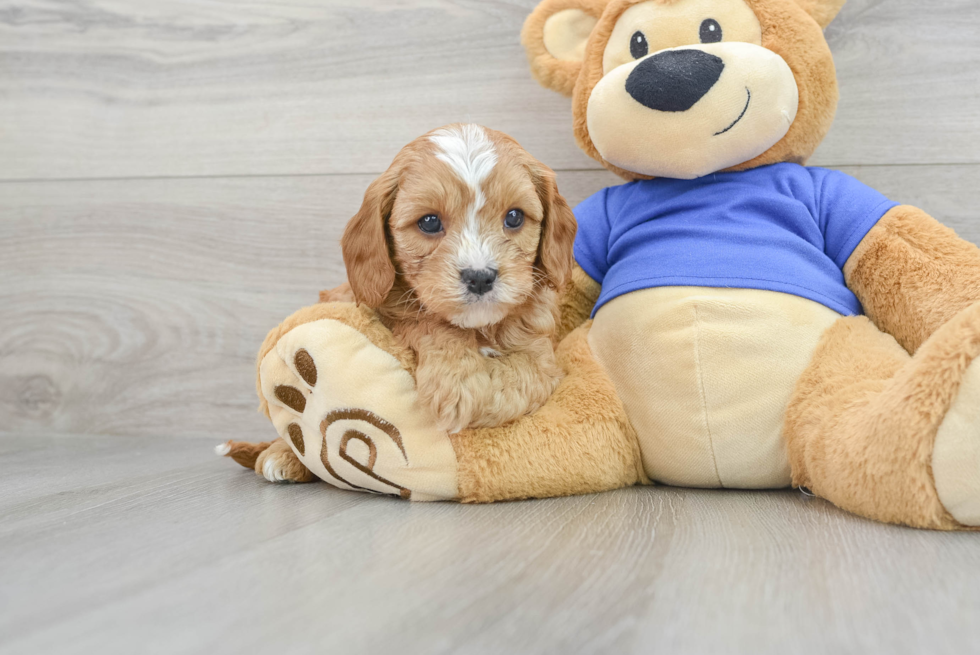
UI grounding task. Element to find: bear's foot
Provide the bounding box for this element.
[258,315,459,501]
[787,299,980,530]
[933,357,980,526]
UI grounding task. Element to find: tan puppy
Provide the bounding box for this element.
[329,124,577,433]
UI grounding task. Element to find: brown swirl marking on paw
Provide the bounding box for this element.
[340,431,376,469]
[320,408,410,499]
[275,385,306,413]
[294,349,317,386]
[287,423,305,455]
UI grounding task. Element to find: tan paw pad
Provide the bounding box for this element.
[933,358,980,526]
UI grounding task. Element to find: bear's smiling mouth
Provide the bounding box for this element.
[713,87,752,136]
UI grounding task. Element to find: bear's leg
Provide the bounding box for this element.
[252,300,645,502]
[784,301,980,529]
[449,324,647,503]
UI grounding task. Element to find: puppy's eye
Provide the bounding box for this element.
[417,214,443,234]
[630,31,648,59]
[699,19,722,43]
[504,209,525,230]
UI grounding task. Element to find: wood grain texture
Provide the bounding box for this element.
[1,0,978,181]
[2,166,977,442]
[1,434,978,655]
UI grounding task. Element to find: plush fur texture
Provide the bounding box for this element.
[844,205,980,355]
[794,0,845,28]
[338,124,576,432]
[522,0,611,97]
[556,265,601,341]
[784,301,980,530]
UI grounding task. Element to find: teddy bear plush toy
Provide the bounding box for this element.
[223,0,980,530]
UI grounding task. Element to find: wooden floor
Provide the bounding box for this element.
[3,434,980,655]
[2,0,979,652]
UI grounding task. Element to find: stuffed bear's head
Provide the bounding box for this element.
[523,0,845,180]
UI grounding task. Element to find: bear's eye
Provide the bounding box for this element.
[630,31,649,59]
[417,214,443,234]
[504,208,525,230]
[699,19,722,43]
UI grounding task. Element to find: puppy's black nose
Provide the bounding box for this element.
[461,268,497,296]
[626,49,725,112]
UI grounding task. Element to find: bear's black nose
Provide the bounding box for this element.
[626,49,725,112]
[461,268,497,296]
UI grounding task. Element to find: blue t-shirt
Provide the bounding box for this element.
[574,163,899,317]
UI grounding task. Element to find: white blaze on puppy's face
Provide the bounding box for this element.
[430,124,499,275]
[429,125,511,328]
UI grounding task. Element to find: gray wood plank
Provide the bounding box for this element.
[1,0,978,181]
[1,165,977,442]
[1,434,978,655]
[815,0,980,167]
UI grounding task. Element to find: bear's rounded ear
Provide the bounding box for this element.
[522,0,608,97]
[792,0,846,29]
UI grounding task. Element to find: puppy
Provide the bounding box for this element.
[332,123,577,433]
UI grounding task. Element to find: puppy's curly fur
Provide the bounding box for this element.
[332,124,577,433]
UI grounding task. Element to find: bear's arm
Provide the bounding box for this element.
[555,263,601,342]
[844,204,980,354]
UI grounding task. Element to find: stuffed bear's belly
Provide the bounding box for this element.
[588,286,843,488]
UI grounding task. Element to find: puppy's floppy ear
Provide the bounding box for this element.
[532,163,577,291]
[522,0,608,97]
[792,0,846,29]
[341,166,399,308]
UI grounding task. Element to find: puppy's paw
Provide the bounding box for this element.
[416,363,487,434]
[423,385,472,435]
[255,441,314,483]
[434,402,473,436]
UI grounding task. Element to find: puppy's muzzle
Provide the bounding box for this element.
[626,49,725,112]
[460,268,497,296]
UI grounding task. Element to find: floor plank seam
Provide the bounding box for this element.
[1,162,978,186]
